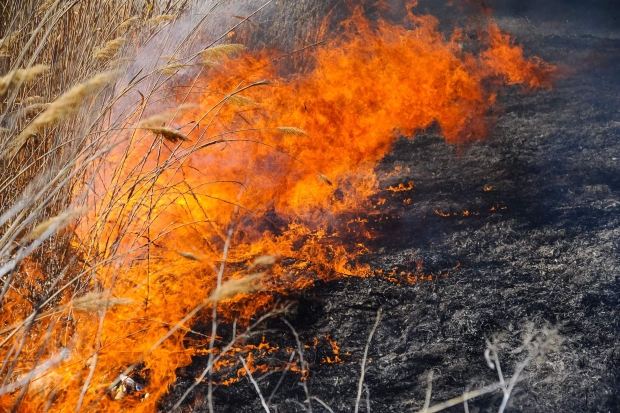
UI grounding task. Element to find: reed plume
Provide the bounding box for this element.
[147,14,177,26]
[277,126,309,136]
[4,71,117,158]
[200,44,245,62]
[209,274,262,303]
[0,64,49,93]
[93,37,125,61]
[228,95,256,107]
[23,208,86,241]
[144,126,188,143]
[0,32,19,53]
[117,16,140,31]
[69,293,133,312]
[157,62,188,76]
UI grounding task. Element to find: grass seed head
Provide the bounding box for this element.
[318,174,333,186]
[0,65,50,92]
[145,127,188,143]
[93,37,125,61]
[0,32,19,56]
[176,251,201,261]
[228,95,256,107]
[37,0,57,13]
[117,16,139,32]
[249,255,276,269]
[5,71,117,159]
[200,44,245,63]
[20,95,45,105]
[147,14,177,27]
[69,293,133,312]
[209,274,262,303]
[24,208,86,241]
[277,126,309,137]
[157,62,187,76]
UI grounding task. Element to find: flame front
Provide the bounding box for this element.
[0,6,555,412]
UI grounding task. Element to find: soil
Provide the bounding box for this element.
[161,2,620,412]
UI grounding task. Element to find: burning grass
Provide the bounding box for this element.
[0,0,557,411]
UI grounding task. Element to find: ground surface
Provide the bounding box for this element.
[162,3,620,412]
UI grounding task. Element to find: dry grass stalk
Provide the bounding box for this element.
[277,126,308,137]
[69,292,133,312]
[144,127,188,143]
[5,71,117,158]
[200,44,245,63]
[156,62,188,76]
[209,274,262,303]
[159,55,177,62]
[93,37,125,61]
[24,208,86,241]
[146,14,177,26]
[0,65,49,92]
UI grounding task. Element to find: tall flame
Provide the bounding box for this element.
[0,6,554,412]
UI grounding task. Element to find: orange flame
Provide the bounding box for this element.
[1,6,555,412]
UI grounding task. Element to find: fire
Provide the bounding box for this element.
[387,181,416,192]
[0,4,555,412]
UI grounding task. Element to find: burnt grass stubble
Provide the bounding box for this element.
[161,22,620,413]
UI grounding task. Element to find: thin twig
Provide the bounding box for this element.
[354,308,382,413]
[413,376,528,413]
[422,370,434,413]
[311,396,335,413]
[267,350,295,405]
[239,354,271,413]
[281,318,312,413]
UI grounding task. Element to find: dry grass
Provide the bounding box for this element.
[3,71,118,159]
[200,43,245,64]
[0,64,49,93]
[277,126,309,136]
[93,37,126,61]
[156,62,189,75]
[143,126,189,143]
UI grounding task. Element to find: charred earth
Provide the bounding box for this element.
[163,2,620,412]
